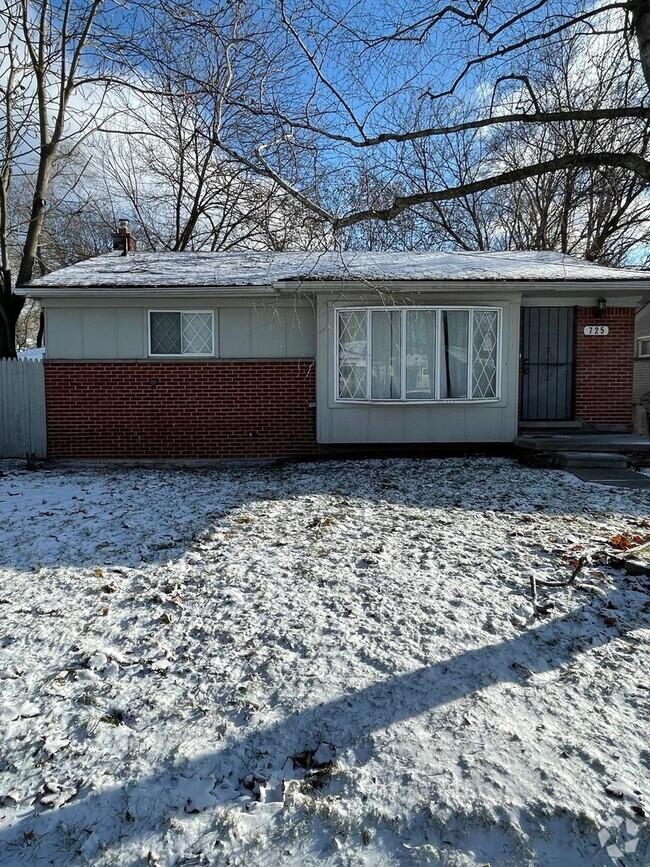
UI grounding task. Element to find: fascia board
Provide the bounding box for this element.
[15,278,650,300]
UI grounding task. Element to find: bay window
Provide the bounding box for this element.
[337,306,499,402]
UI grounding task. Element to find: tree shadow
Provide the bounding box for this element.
[1,456,648,863]
[1,580,647,864]
[0,455,647,570]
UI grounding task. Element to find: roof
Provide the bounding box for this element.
[18,249,650,295]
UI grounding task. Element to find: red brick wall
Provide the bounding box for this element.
[575,306,635,428]
[45,360,317,458]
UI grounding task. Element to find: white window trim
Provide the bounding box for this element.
[148,310,215,357]
[637,336,650,359]
[334,305,502,404]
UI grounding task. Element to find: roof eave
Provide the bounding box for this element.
[14,284,283,299]
[17,276,650,300]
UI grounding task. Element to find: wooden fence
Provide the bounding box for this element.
[0,358,46,458]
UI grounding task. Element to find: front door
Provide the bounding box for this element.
[520,307,576,421]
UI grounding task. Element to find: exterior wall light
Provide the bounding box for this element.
[595,297,607,318]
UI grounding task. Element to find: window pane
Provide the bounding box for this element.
[182,312,213,354]
[472,310,498,398]
[338,311,368,399]
[406,310,436,399]
[371,310,401,399]
[151,312,181,355]
[439,310,469,398]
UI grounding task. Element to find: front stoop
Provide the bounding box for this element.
[516,433,650,486]
[516,433,650,468]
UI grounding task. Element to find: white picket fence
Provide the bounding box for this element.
[0,358,46,458]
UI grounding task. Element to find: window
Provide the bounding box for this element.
[638,337,650,358]
[149,311,214,356]
[337,307,500,402]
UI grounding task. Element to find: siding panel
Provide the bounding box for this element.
[251,308,287,357]
[83,309,117,358]
[219,308,252,357]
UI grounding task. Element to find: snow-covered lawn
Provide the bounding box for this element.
[0,458,648,866]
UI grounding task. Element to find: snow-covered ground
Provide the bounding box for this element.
[0,458,648,866]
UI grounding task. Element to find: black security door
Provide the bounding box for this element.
[520,307,576,421]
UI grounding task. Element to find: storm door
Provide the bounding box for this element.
[520,307,576,421]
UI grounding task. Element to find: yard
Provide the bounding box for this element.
[0,457,648,866]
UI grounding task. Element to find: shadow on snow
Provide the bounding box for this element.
[0,586,647,864]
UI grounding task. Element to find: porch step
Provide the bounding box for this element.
[515,434,650,467]
[554,451,628,469]
[570,467,650,488]
[519,421,584,431]
[515,434,650,453]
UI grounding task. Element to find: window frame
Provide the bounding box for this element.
[637,336,650,359]
[148,309,215,358]
[334,305,502,404]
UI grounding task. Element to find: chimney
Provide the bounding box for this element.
[112,219,137,255]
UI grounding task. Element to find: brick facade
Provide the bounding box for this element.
[575,306,635,429]
[45,360,317,459]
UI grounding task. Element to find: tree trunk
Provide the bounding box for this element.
[0,271,25,358]
[17,149,53,288]
[632,0,650,94]
[36,311,45,348]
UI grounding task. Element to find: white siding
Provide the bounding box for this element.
[44,298,317,360]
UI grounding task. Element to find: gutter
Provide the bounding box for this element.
[15,278,650,300]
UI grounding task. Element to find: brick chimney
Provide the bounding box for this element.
[112,219,137,255]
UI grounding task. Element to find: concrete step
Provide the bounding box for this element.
[570,467,650,488]
[515,434,650,467]
[555,451,629,469]
[516,434,650,453]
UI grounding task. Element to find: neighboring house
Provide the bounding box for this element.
[635,302,650,404]
[18,230,650,459]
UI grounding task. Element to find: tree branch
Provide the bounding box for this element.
[331,151,650,228]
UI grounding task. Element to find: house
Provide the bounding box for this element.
[18,229,650,459]
[635,302,650,409]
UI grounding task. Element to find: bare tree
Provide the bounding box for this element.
[0,0,125,357]
[85,2,330,254]
[178,0,650,233]
[328,26,650,264]
[95,117,328,253]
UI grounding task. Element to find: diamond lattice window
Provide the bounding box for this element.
[338,310,368,399]
[150,312,182,355]
[472,310,498,399]
[150,311,213,356]
[182,313,213,354]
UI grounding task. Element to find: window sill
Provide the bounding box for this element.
[333,398,501,406]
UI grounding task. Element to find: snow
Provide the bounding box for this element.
[0,457,648,866]
[17,349,45,360]
[21,249,648,292]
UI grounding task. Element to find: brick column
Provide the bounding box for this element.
[574,307,635,429]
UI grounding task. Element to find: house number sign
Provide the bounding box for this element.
[583,325,609,336]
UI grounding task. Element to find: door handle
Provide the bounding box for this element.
[521,358,529,375]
